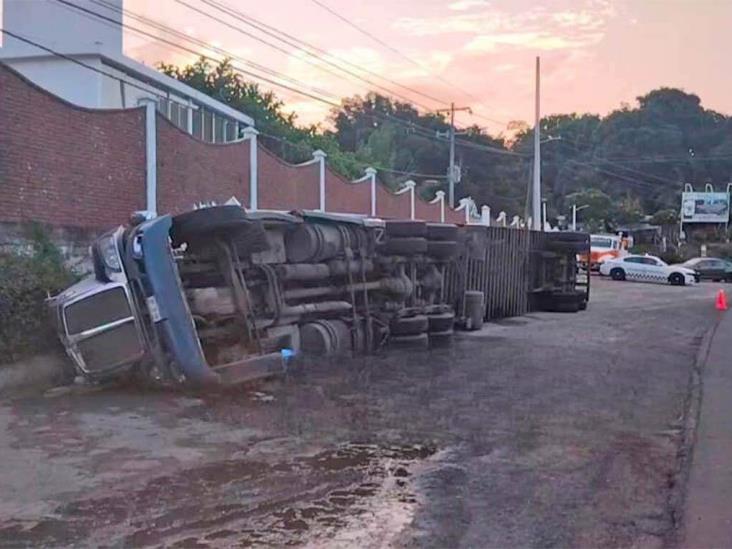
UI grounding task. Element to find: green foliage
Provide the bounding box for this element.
[160,59,732,223]
[651,209,679,225]
[658,250,686,265]
[565,188,613,230]
[0,226,77,364]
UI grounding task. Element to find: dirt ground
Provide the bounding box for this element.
[0,278,721,548]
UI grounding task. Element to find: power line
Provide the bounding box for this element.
[88,0,521,158]
[177,0,445,111]
[594,154,732,164]
[550,138,681,186]
[50,0,343,108]
[45,1,525,161]
[0,28,190,107]
[89,0,340,102]
[307,0,511,128]
[565,160,669,191]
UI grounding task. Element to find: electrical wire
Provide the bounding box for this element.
[50,0,344,108]
[0,28,191,107]
[89,0,340,102]
[307,0,512,128]
[54,0,521,158]
[176,0,444,111]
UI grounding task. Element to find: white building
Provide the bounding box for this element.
[0,0,254,142]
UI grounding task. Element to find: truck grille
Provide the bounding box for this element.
[76,322,142,372]
[65,288,132,335]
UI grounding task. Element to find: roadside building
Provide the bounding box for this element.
[0,0,254,142]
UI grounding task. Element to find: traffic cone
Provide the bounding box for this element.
[716,289,728,311]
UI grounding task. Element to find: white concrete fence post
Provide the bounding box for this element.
[241,126,259,211]
[429,190,446,223]
[141,99,157,216]
[456,197,477,225]
[352,167,378,216]
[481,205,491,226]
[395,180,417,220]
[366,167,377,216]
[312,150,327,211]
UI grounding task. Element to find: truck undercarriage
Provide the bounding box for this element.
[49,206,590,387]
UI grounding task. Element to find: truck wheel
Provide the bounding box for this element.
[669,272,685,286]
[429,329,454,347]
[610,268,626,281]
[171,205,266,250]
[428,312,455,332]
[578,299,588,311]
[389,333,429,349]
[381,237,428,256]
[390,315,429,336]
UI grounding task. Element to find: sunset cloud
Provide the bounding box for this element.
[448,0,490,11]
[464,31,604,53]
[124,0,731,129]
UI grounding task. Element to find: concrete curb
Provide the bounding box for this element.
[667,318,718,546]
[0,353,72,396]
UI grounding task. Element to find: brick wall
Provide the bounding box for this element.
[0,63,146,229]
[157,116,249,214]
[0,61,468,230]
[258,146,319,210]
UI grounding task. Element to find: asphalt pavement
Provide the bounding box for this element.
[0,277,722,548]
[682,292,732,547]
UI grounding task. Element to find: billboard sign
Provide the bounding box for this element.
[681,192,730,223]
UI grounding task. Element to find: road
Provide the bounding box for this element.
[0,278,721,548]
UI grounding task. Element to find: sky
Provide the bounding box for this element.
[118,0,732,133]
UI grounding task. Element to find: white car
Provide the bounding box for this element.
[599,254,698,286]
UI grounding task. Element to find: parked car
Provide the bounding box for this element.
[677,257,732,282]
[599,254,698,285]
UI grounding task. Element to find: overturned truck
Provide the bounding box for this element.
[49,206,589,387]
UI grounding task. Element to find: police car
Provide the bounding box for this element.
[599,254,698,286]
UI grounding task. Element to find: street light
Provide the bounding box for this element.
[572,204,589,232]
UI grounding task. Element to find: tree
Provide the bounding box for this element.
[159,57,732,222]
[159,58,364,176]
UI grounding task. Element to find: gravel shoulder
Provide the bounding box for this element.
[0,278,720,547]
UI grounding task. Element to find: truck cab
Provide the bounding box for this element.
[585,234,630,271]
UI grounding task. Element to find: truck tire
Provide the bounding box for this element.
[426,223,459,241]
[427,240,458,259]
[428,312,455,332]
[554,299,580,313]
[385,220,427,238]
[390,315,429,336]
[381,237,428,256]
[389,333,429,350]
[429,328,454,347]
[171,206,268,252]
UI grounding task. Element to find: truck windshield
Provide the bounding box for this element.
[591,237,614,248]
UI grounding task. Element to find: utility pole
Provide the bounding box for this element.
[532,57,542,231]
[436,102,472,208]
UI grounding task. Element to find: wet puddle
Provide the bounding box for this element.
[0,443,436,547]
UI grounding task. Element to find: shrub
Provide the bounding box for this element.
[0,225,78,364]
[659,250,686,265]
